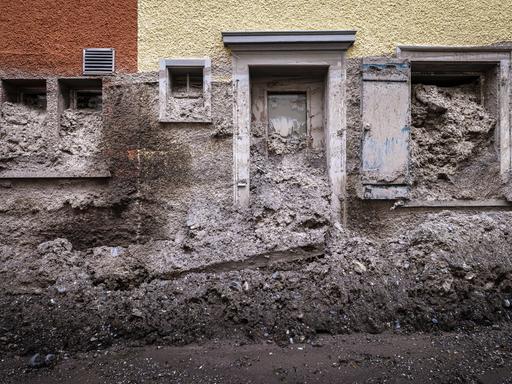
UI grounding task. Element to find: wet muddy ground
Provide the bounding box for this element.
[2,325,512,383]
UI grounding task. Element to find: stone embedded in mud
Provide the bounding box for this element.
[28,353,45,368]
[37,238,73,255]
[352,261,367,274]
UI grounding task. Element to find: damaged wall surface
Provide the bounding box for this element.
[1,44,512,356]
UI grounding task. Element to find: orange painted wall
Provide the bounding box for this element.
[0,0,137,76]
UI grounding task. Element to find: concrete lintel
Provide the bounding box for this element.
[159,58,211,70]
[223,30,356,51]
[397,46,512,62]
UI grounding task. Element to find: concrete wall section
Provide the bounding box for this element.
[0,0,137,76]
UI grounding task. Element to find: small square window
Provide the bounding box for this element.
[159,58,211,123]
[58,78,102,112]
[170,67,204,98]
[1,79,47,110]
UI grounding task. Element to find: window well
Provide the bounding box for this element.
[58,78,102,111]
[170,67,204,98]
[1,79,47,110]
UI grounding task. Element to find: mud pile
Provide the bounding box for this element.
[250,118,331,252]
[410,83,500,199]
[1,211,511,354]
[0,102,52,171]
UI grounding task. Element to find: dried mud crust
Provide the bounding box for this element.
[0,102,52,170]
[57,109,105,173]
[0,103,107,175]
[1,211,512,355]
[410,83,501,200]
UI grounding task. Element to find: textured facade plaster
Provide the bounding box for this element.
[0,0,137,76]
[138,0,512,72]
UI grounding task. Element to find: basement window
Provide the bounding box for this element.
[170,67,203,98]
[1,79,47,110]
[58,78,102,111]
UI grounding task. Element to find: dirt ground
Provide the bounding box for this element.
[1,325,512,384]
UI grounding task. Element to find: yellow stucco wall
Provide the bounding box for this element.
[138,0,512,72]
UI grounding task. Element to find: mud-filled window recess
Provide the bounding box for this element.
[224,31,357,222]
[58,78,102,112]
[393,46,512,204]
[55,78,109,177]
[159,58,211,123]
[0,78,109,178]
[1,79,47,110]
[267,93,308,146]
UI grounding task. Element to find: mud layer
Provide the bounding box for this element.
[2,326,512,383]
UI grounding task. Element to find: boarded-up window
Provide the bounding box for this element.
[361,58,411,199]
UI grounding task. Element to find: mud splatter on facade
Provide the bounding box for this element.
[1,0,512,361]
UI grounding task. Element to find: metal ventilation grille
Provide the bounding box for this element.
[83,48,115,75]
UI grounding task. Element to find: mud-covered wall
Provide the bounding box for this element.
[1,58,512,356]
[138,0,512,71]
[0,0,137,76]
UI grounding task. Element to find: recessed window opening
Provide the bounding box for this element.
[170,67,203,98]
[2,79,47,110]
[412,72,481,87]
[267,92,307,143]
[58,78,103,112]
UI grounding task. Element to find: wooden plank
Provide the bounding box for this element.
[361,58,410,187]
[363,185,409,200]
[499,59,511,181]
[400,199,512,208]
